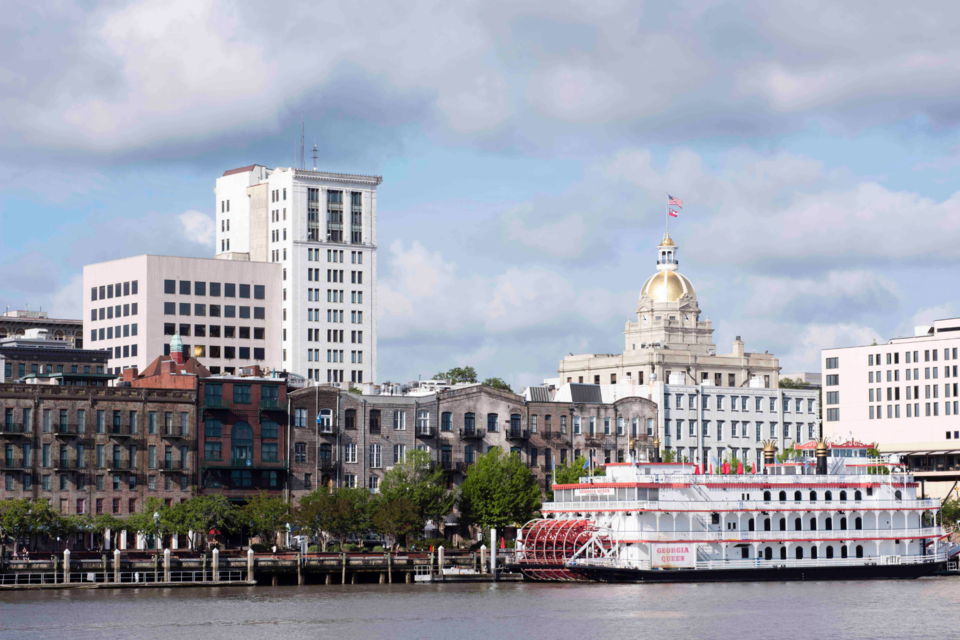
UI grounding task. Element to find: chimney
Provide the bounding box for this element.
[122,367,139,382]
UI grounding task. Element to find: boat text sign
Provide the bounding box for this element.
[652,543,697,568]
[574,488,616,497]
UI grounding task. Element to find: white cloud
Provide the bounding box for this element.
[505,214,586,258]
[178,210,216,247]
[792,323,884,369]
[48,273,84,320]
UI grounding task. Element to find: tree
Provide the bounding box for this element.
[0,498,38,556]
[776,444,798,464]
[127,497,173,548]
[433,366,477,384]
[458,448,541,530]
[326,488,372,549]
[379,450,454,537]
[370,496,421,548]
[481,377,513,392]
[90,513,122,549]
[294,489,338,551]
[778,377,805,389]
[661,450,677,463]
[242,492,291,547]
[186,494,236,549]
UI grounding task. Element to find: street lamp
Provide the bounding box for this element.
[153,511,160,550]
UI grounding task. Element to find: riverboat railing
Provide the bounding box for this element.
[576,473,917,485]
[567,551,946,572]
[543,498,941,512]
[585,526,943,543]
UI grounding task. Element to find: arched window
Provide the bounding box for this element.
[855,517,862,530]
[811,547,818,560]
[796,547,804,559]
[810,518,817,531]
[895,489,902,500]
[794,518,802,531]
[230,422,253,462]
[763,491,771,502]
[809,491,817,502]
[794,491,802,501]
[779,491,786,501]
[840,490,847,501]
[764,547,772,560]
[841,546,848,558]
[825,517,832,531]
[825,491,832,502]
[319,409,332,433]
[840,517,847,530]
[748,518,755,531]
[780,547,787,560]
[764,518,771,531]
[855,490,862,501]
[826,546,834,559]
[779,518,786,531]
[856,545,864,558]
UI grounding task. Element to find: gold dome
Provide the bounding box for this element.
[660,233,676,247]
[640,271,696,303]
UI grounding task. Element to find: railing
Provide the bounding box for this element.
[259,399,282,411]
[1,459,24,469]
[162,429,188,438]
[0,570,248,586]
[567,552,946,572]
[109,461,128,471]
[161,461,184,471]
[542,498,942,512]
[506,428,529,441]
[319,458,337,470]
[202,397,229,409]
[598,527,943,542]
[55,460,78,470]
[416,426,435,438]
[202,457,289,469]
[108,426,134,438]
[459,428,483,440]
[55,424,78,436]
[619,473,917,485]
[0,423,27,435]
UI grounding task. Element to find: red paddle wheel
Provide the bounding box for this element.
[516,518,599,581]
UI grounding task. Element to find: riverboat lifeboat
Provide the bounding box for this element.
[515,441,949,582]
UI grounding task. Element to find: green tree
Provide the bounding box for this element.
[661,449,677,463]
[433,366,478,384]
[481,377,513,392]
[90,513,122,549]
[458,448,541,530]
[778,377,805,389]
[776,444,798,464]
[242,492,291,547]
[0,498,38,556]
[370,495,421,548]
[379,450,454,536]
[127,497,173,548]
[327,488,372,549]
[185,494,236,549]
[294,489,338,551]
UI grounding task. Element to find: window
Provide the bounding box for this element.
[369,444,382,468]
[393,411,406,430]
[825,357,838,369]
[487,413,499,432]
[233,385,251,404]
[164,280,176,294]
[441,412,452,432]
[826,408,840,421]
[262,421,279,438]
[826,374,839,386]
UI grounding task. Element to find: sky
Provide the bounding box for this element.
[3,1,960,390]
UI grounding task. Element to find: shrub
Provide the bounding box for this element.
[251,543,271,553]
[307,545,321,553]
[372,545,386,553]
[341,543,360,552]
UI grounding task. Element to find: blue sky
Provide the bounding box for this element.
[3,1,960,389]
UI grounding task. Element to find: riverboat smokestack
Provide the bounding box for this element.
[762,440,777,473]
[815,438,829,475]
[652,435,661,463]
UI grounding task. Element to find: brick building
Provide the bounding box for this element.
[287,384,658,499]
[1,330,111,385]
[0,310,83,348]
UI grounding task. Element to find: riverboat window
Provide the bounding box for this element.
[779,490,786,501]
[811,547,818,560]
[855,517,862,530]
[779,518,786,531]
[840,490,847,501]
[711,513,720,525]
[793,492,801,503]
[764,519,770,531]
[763,490,771,502]
[855,490,862,501]
[810,491,817,501]
[795,518,802,530]
[840,517,847,529]
[825,517,832,530]
[841,547,848,558]
[825,491,832,501]
[895,489,902,500]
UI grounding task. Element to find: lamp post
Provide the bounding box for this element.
[153,511,160,550]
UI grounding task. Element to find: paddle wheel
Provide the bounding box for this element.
[515,518,606,581]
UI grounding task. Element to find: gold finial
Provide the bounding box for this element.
[762,440,778,453]
[815,437,829,455]
[660,232,676,247]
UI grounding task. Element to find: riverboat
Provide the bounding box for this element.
[514,441,949,582]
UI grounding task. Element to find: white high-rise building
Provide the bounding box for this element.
[214,165,381,385]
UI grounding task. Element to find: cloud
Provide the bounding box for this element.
[505,214,587,258]
[178,210,215,247]
[744,270,901,323]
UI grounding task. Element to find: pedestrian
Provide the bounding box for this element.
[272,545,277,556]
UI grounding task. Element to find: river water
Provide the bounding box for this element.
[1,578,957,640]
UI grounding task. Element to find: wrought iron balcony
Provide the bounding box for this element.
[459,428,484,441]
[506,428,530,441]
[0,423,27,436]
[259,399,283,412]
[415,426,435,438]
[202,396,229,410]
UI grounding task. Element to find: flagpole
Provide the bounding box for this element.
[665,192,669,236]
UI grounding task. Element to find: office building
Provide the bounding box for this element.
[214,165,381,385]
[83,255,282,375]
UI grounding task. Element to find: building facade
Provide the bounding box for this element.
[821,316,960,496]
[83,255,282,376]
[1,331,112,385]
[0,310,83,348]
[214,165,380,386]
[287,384,659,499]
[557,232,781,389]
[0,381,198,522]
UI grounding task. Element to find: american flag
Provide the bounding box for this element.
[668,195,683,207]
[668,209,679,218]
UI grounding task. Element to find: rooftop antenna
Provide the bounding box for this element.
[311,140,318,171]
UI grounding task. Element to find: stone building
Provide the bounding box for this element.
[0,310,83,348]
[1,330,111,385]
[0,377,198,529]
[287,384,659,497]
[556,232,781,388]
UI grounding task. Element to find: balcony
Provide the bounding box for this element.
[108,426,135,439]
[201,457,289,470]
[459,428,484,441]
[0,423,27,437]
[108,461,129,472]
[583,436,605,448]
[456,461,471,473]
[259,398,283,412]
[506,428,530,441]
[202,396,229,410]
[161,429,188,440]
[319,457,338,470]
[54,424,80,438]
[319,425,336,436]
[54,460,79,472]
[160,461,185,473]
[416,426,435,438]
[439,459,453,471]
[1,459,24,470]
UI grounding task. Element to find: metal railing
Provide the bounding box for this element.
[506,428,530,441]
[0,423,27,435]
[543,498,941,512]
[416,426,435,438]
[0,570,248,586]
[600,526,944,542]
[459,428,483,440]
[259,399,282,411]
[567,552,946,572]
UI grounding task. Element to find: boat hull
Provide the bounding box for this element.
[566,561,945,583]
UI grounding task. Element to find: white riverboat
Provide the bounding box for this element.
[516,442,949,582]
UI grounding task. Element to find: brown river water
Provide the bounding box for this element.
[1,577,958,640]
